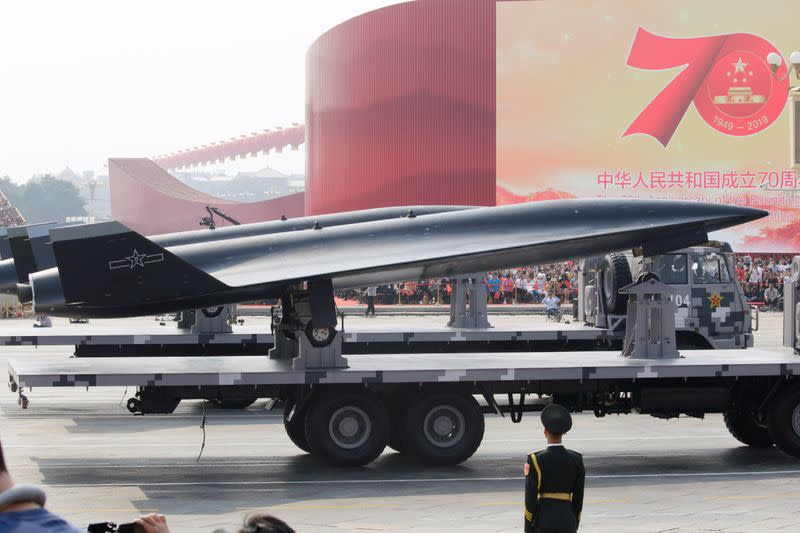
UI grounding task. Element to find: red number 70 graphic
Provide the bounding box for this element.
[623,28,788,146]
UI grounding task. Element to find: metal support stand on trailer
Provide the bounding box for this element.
[268,280,349,370]
[620,276,680,359]
[268,330,347,370]
[447,274,491,329]
[176,305,234,334]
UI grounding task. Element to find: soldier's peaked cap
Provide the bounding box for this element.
[541,404,572,434]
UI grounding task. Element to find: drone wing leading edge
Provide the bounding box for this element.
[29,199,766,318]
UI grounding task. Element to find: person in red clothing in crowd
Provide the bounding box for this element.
[736,263,746,283]
[501,274,515,304]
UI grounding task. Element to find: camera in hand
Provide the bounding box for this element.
[88,522,142,533]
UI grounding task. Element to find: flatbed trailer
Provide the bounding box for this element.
[8,348,800,466]
[7,269,800,467]
[0,317,622,356]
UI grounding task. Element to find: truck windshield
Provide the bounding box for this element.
[690,254,732,284]
[655,254,688,284]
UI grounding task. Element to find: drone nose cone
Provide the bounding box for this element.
[698,203,769,230]
[0,259,17,294]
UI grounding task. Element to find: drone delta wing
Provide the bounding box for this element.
[33,199,766,317]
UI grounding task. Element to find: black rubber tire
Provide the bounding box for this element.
[305,322,337,348]
[284,397,311,453]
[201,306,224,318]
[767,384,800,458]
[215,397,258,410]
[126,398,141,414]
[304,391,388,466]
[601,252,632,315]
[138,398,181,414]
[400,392,484,465]
[723,410,773,448]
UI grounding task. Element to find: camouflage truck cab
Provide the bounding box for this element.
[580,243,755,349]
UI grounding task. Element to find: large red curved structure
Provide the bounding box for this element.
[109,158,304,235]
[153,124,305,170]
[305,0,496,215]
[112,0,497,231]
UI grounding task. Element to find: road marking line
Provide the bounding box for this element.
[484,435,731,443]
[3,435,733,449]
[38,470,800,488]
[0,414,283,420]
[704,492,800,501]
[263,503,398,510]
[20,462,295,468]
[476,499,628,507]
[2,443,294,448]
[48,508,158,513]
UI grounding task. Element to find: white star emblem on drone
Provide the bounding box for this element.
[126,249,146,268]
[108,249,165,271]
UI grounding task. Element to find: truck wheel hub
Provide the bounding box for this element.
[792,404,800,437]
[329,406,370,449]
[312,328,330,342]
[424,405,465,448]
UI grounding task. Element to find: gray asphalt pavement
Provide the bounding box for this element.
[1,313,798,532]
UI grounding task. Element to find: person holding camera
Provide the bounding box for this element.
[0,437,83,532]
[2,435,172,533]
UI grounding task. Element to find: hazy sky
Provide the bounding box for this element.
[0,0,404,181]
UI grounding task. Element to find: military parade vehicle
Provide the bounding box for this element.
[580,243,757,351]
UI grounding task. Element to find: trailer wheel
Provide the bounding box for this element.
[723,410,773,448]
[304,391,388,466]
[201,306,224,318]
[126,398,141,414]
[400,392,484,465]
[305,322,337,348]
[135,390,181,414]
[215,397,258,410]
[284,397,311,453]
[767,384,800,458]
[601,252,632,315]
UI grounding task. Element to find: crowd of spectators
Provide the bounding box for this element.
[337,261,580,306]
[735,255,796,310]
[0,190,25,227]
[340,254,798,311]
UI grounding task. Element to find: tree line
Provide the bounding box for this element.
[0,175,86,224]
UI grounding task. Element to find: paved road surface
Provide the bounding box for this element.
[1,313,798,532]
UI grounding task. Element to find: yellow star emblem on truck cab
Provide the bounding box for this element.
[708,292,724,308]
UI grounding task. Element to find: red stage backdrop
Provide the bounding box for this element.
[305,0,496,215]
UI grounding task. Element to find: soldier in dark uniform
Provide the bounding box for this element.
[524,404,585,533]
